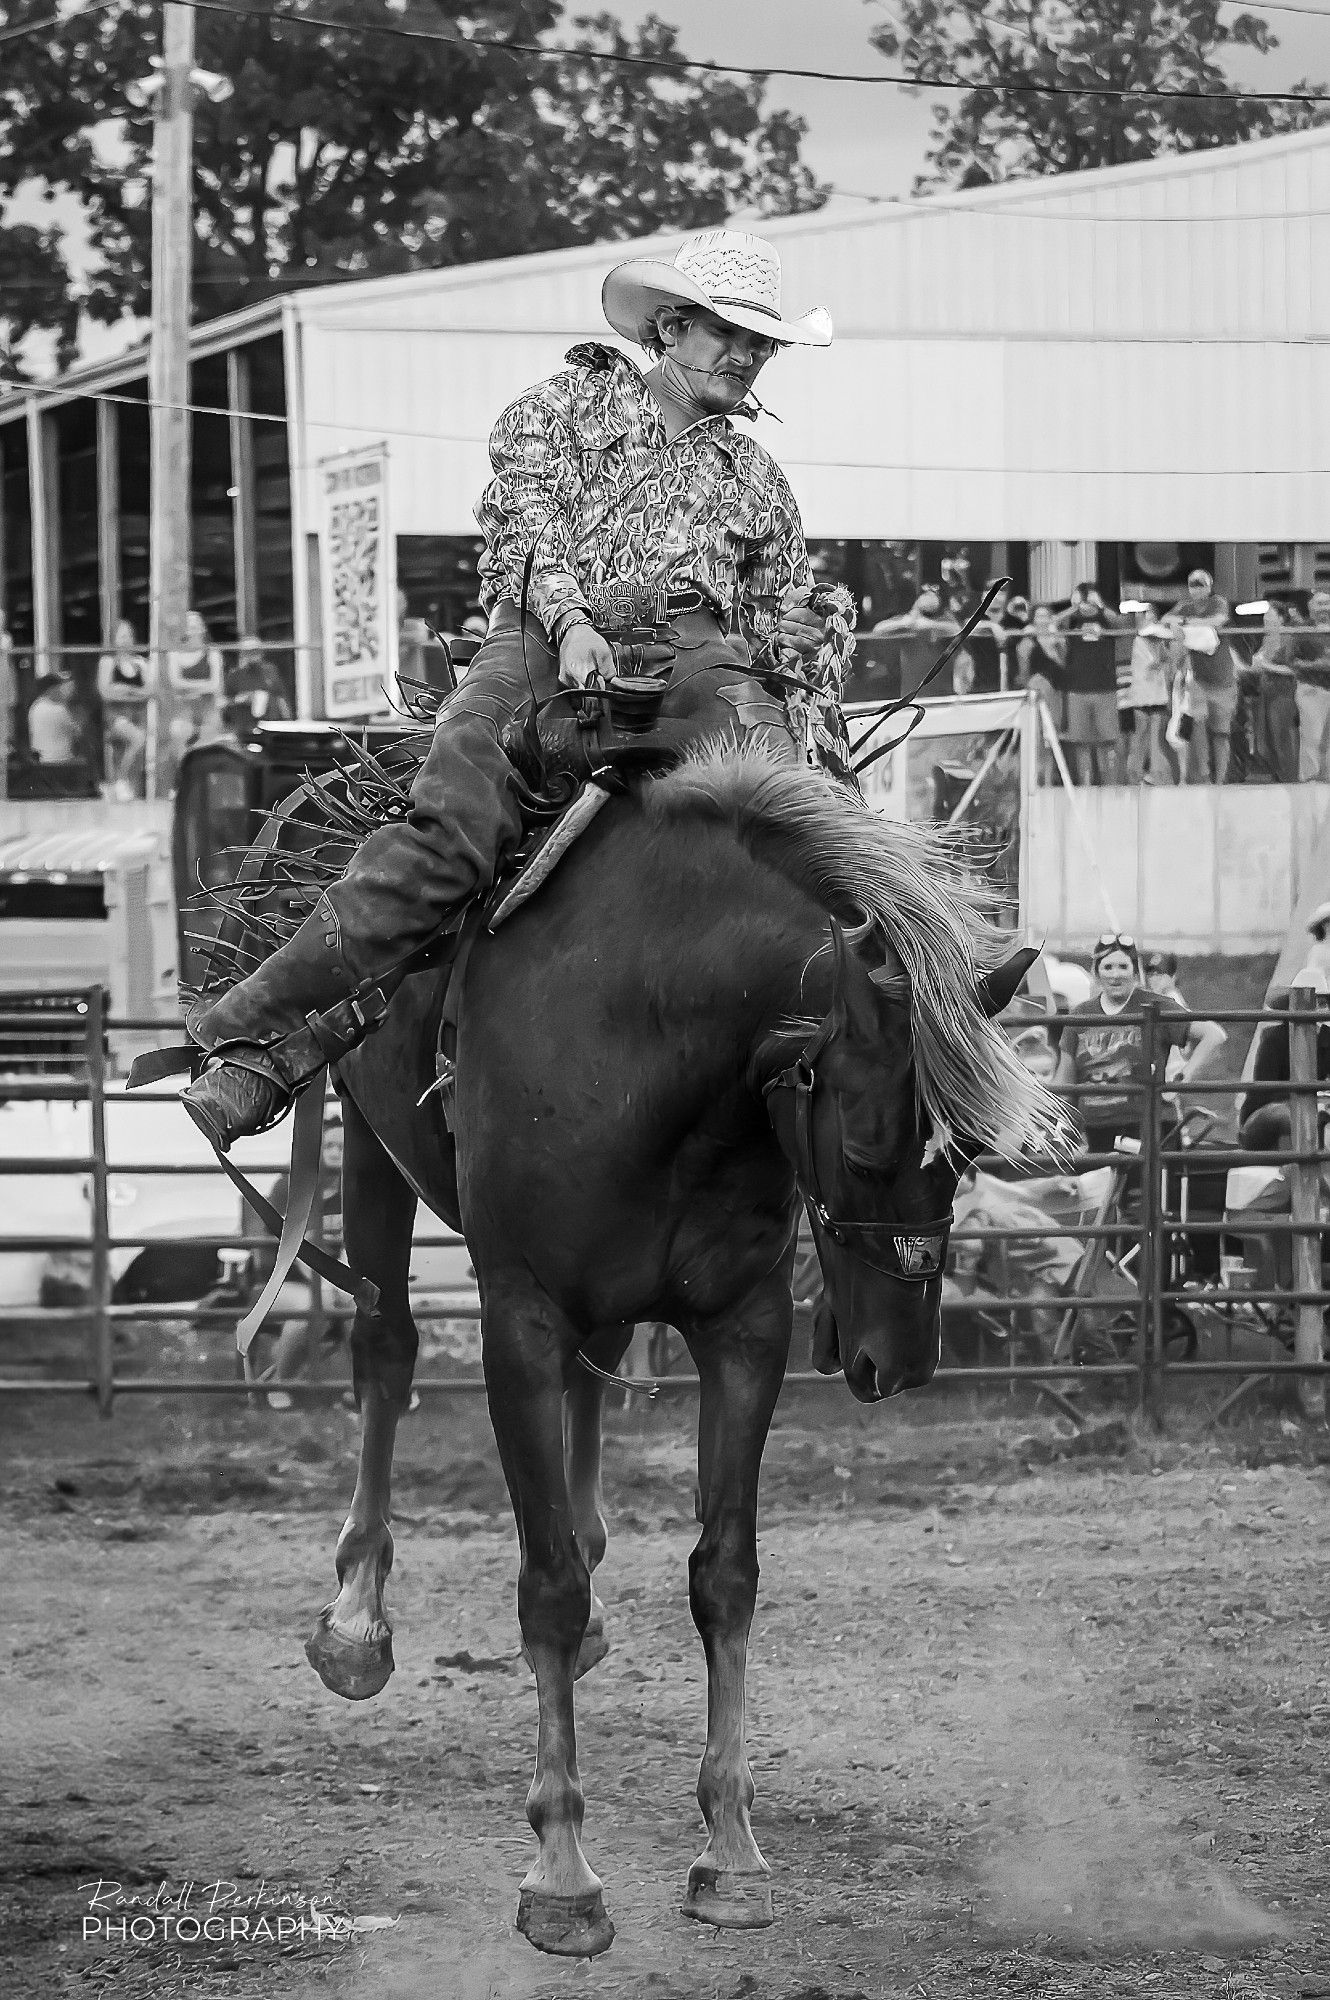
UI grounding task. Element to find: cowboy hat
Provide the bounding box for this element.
[1307,899,1330,935]
[602,229,833,350]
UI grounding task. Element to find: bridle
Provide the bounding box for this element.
[762,1012,953,1284]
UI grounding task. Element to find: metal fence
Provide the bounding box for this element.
[1,988,1327,1421]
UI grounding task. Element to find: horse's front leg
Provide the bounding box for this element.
[485,1284,615,1958]
[681,1280,792,1929]
[563,1321,632,1678]
[305,1092,419,1701]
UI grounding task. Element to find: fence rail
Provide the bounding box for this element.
[2,989,1328,1420]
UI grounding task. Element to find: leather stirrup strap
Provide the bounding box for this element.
[227,1087,377,1355]
[206,1126,373,1308]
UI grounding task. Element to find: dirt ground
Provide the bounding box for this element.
[6,1380,1330,2000]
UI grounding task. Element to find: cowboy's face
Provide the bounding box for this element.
[661,306,778,412]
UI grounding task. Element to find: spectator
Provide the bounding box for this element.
[397,586,431,685]
[166,610,225,775]
[1141,949,1228,1083]
[1055,582,1131,785]
[964,579,1008,693]
[1301,900,1330,982]
[1164,568,1236,783]
[27,674,79,765]
[1237,603,1299,784]
[0,607,12,800]
[1125,608,1175,784]
[96,618,155,799]
[950,647,977,697]
[1238,965,1330,1151]
[224,635,293,737]
[873,587,959,695]
[1053,934,1194,1154]
[1016,604,1067,785]
[1293,588,1330,783]
[996,592,1031,691]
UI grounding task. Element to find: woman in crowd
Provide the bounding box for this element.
[1125,605,1176,784]
[165,610,226,782]
[96,618,156,799]
[1016,603,1067,784]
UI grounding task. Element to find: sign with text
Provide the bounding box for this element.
[319,444,395,720]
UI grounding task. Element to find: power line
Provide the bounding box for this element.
[0,0,120,49]
[5,0,1329,108]
[11,387,1328,479]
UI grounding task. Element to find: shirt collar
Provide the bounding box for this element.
[566,342,742,461]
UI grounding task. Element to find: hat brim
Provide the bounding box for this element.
[602,257,833,349]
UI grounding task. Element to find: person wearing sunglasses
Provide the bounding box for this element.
[1053,934,1196,1156]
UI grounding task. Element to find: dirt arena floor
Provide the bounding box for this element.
[6,1380,1330,2000]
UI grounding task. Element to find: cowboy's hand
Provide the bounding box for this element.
[776,587,826,666]
[558,621,616,689]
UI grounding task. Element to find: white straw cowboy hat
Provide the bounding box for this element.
[602,228,833,349]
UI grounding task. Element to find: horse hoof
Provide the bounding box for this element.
[304,1607,394,1700]
[681,1862,774,1929]
[516,1886,615,1957]
[574,1626,610,1679]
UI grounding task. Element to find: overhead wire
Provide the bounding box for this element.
[3,0,1330,106]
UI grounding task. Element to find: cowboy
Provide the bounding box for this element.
[182,229,838,1148]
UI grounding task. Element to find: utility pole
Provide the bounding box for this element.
[148,0,196,686]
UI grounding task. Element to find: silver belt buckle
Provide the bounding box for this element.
[586,580,666,633]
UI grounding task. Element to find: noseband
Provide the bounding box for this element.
[763,1014,952,1284]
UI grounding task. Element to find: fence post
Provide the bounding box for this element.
[1288,984,1325,1422]
[1138,998,1164,1424]
[87,986,114,1417]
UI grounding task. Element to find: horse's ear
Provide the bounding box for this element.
[977,945,1042,1020]
[829,920,883,1046]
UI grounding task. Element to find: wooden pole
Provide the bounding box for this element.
[148,2,196,700]
[1288,984,1325,1420]
[1138,999,1164,1424]
[227,347,258,636]
[87,987,114,1417]
[96,397,121,644]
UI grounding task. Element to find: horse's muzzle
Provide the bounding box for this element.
[843,1345,936,1405]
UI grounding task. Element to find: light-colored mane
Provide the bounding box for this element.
[650,743,1072,1163]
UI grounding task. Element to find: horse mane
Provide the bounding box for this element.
[647,742,1073,1164]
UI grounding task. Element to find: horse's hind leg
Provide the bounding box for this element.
[305,1090,419,1702]
[563,1322,631,1678]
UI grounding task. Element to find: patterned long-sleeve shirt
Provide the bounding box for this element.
[474,343,811,646]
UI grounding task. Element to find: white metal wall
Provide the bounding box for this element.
[288,128,1330,546]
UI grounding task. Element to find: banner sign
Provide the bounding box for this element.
[319,444,395,719]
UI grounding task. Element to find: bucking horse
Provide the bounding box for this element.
[178,710,1068,1958]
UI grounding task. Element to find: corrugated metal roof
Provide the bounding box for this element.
[0,829,159,874]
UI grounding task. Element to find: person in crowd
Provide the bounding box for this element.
[166,610,225,777]
[1300,900,1330,982]
[963,579,1008,693]
[1055,582,1131,785]
[1016,603,1067,785]
[940,552,975,621]
[1125,606,1176,783]
[873,586,959,695]
[26,673,79,765]
[96,617,155,799]
[223,635,293,737]
[996,592,1030,691]
[1141,948,1228,1084]
[949,647,977,697]
[1238,964,1330,1151]
[0,607,13,800]
[1164,568,1236,783]
[1293,588,1330,783]
[1237,602,1299,783]
[1053,933,1215,1155]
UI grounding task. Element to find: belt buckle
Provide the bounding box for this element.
[587,579,666,632]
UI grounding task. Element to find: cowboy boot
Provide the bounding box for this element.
[180,891,389,1151]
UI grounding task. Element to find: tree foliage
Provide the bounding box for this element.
[868,0,1328,187]
[0,0,826,371]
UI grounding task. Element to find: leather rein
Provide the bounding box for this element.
[763,1012,953,1285]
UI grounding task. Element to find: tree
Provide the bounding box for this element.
[867,0,1328,187]
[0,0,826,372]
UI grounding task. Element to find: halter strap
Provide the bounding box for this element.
[763,1016,952,1284]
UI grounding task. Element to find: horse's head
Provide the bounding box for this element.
[767,924,1042,1404]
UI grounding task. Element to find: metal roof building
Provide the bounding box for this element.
[2,122,1328,713]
